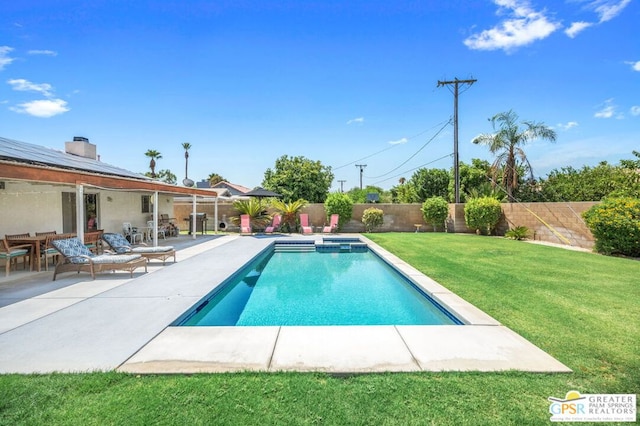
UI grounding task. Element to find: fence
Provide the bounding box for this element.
[173,201,597,249]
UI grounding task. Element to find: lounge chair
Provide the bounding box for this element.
[101,233,176,265]
[265,214,281,234]
[41,233,67,271]
[299,214,313,234]
[240,214,252,235]
[1,238,32,277]
[51,237,147,281]
[322,214,339,234]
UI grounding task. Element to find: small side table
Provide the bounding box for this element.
[414,224,422,233]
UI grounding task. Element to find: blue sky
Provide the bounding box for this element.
[1,0,638,191]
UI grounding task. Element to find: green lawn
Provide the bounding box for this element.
[1,233,638,425]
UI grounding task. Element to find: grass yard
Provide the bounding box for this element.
[1,233,638,425]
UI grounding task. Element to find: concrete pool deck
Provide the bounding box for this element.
[0,233,571,374]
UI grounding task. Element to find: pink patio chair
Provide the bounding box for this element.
[299,214,313,234]
[322,214,339,234]
[240,214,252,235]
[265,214,281,234]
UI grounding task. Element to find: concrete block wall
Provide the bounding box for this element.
[174,200,597,248]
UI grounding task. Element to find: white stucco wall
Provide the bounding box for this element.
[0,181,64,236]
[0,181,175,237]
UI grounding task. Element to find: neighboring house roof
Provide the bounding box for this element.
[0,136,145,180]
[210,181,252,196]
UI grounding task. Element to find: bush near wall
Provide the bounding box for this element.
[362,207,384,232]
[421,196,449,231]
[324,193,353,230]
[464,197,503,235]
[582,197,640,257]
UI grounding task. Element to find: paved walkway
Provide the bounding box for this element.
[0,234,571,374]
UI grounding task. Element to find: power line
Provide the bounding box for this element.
[365,119,451,179]
[332,119,451,171]
[370,153,453,186]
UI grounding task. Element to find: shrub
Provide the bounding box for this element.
[505,226,529,240]
[362,208,384,232]
[231,198,272,229]
[271,199,307,233]
[582,197,640,257]
[464,196,503,235]
[324,192,353,231]
[421,196,449,231]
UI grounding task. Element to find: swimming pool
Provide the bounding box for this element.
[175,240,462,326]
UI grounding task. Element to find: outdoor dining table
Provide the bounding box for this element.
[7,233,75,272]
[7,235,48,272]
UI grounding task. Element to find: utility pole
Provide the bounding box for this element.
[437,77,477,203]
[355,164,367,190]
[337,180,346,192]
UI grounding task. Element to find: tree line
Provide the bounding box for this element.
[141,111,639,203]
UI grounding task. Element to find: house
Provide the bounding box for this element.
[197,180,252,196]
[0,136,219,242]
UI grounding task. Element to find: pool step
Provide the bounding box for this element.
[274,245,316,253]
[274,241,316,253]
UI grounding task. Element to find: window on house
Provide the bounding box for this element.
[141,195,152,213]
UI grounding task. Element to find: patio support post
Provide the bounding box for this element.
[191,194,196,239]
[76,184,84,244]
[214,196,219,233]
[152,191,159,246]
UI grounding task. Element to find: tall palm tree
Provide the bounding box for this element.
[472,110,556,201]
[144,149,162,178]
[182,142,192,180]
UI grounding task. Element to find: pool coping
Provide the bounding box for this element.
[118,235,572,374]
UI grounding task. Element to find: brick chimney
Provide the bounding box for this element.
[65,136,97,160]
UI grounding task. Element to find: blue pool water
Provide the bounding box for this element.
[177,246,461,326]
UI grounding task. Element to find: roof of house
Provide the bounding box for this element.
[210,181,252,195]
[0,136,146,180]
[0,136,219,197]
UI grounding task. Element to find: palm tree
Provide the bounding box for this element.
[270,199,308,233]
[472,110,556,201]
[207,173,225,186]
[231,198,272,230]
[144,149,162,178]
[182,142,192,180]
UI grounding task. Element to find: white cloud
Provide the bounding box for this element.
[463,0,560,52]
[346,117,364,125]
[9,99,70,118]
[8,78,54,97]
[0,46,15,71]
[593,99,625,119]
[565,21,592,38]
[630,106,640,116]
[556,121,579,131]
[28,49,58,56]
[625,60,640,72]
[563,1,631,39]
[388,137,408,145]
[592,0,632,23]
[594,98,616,118]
